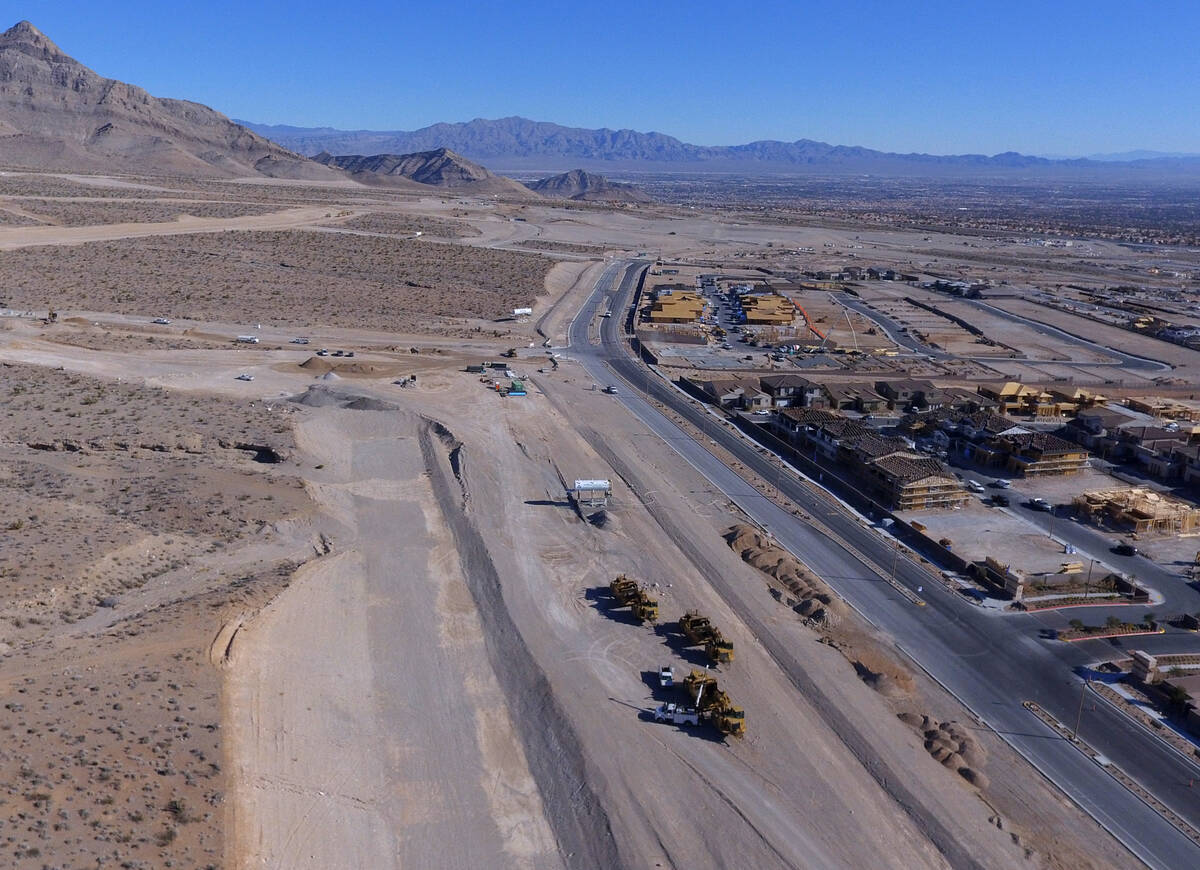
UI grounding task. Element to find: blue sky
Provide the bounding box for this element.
[12,0,1200,155]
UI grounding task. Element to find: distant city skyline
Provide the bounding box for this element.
[17,0,1200,156]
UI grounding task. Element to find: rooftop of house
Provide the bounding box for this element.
[760,373,819,391]
[1075,406,1140,427]
[1117,425,1189,445]
[871,453,957,484]
[995,430,1084,455]
[874,378,937,394]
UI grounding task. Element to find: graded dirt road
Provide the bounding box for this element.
[223,408,562,870]
[0,205,345,249]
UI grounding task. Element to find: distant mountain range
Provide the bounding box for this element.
[240,116,1200,176]
[0,21,334,179]
[1083,150,1200,162]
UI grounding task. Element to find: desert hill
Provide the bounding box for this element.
[526,169,652,203]
[0,21,336,179]
[313,148,534,197]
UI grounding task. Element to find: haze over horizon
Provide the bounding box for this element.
[14,0,1200,157]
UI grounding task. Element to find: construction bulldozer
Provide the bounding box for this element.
[608,575,659,624]
[678,610,734,664]
[682,669,746,737]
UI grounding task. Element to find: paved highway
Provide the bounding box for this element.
[570,260,1200,870]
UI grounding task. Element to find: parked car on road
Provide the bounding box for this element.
[1028,498,1053,512]
[1113,542,1138,556]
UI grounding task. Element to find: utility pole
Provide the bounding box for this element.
[1072,678,1089,741]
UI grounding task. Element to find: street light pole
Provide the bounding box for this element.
[1073,678,1089,741]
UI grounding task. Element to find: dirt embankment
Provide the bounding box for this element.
[420,419,622,869]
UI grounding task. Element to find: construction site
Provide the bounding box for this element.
[1074,487,1200,537]
[0,162,1187,869]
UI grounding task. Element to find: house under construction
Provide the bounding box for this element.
[1073,487,1200,536]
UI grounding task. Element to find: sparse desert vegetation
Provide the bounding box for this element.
[0,362,307,638]
[13,198,280,226]
[0,230,552,329]
[0,560,296,870]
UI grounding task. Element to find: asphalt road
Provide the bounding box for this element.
[834,292,948,358]
[571,260,1200,870]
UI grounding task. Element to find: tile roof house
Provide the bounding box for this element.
[774,409,966,509]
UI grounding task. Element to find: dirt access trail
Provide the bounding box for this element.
[223,407,562,870]
[0,205,343,250]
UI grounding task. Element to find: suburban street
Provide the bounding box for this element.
[571,259,1200,870]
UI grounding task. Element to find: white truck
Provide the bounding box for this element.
[652,702,698,726]
[235,335,260,344]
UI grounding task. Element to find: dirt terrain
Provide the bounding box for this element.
[0,361,319,868]
[0,167,1149,869]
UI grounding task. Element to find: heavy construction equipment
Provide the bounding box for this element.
[682,669,746,737]
[678,611,734,663]
[608,575,659,623]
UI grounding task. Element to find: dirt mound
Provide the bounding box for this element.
[288,385,396,411]
[726,523,843,624]
[853,660,908,699]
[898,713,988,788]
[297,357,402,378]
[343,396,397,411]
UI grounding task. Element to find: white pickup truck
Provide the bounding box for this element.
[652,702,698,726]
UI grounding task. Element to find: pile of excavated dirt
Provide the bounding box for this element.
[288,385,397,411]
[898,713,989,788]
[818,631,916,702]
[296,356,404,378]
[726,523,844,623]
